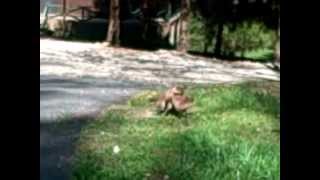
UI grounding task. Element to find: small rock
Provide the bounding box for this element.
[164,175,170,180]
[113,145,120,154]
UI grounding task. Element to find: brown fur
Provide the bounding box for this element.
[156,86,192,114]
[172,95,192,112]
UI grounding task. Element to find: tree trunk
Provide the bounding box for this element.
[214,21,224,57]
[177,0,190,52]
[106,0,120,46]
[169,22,176,46]
[204,43,208,54]
[176,19,181,47]
[276,17,280,62]
[62,0,67,37]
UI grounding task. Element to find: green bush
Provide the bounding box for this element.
[188,13,208,52]
[222,21,277,58]
[188,14,278,61]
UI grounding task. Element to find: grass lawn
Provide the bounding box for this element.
[71,81,280,180]
[241,49,275,62]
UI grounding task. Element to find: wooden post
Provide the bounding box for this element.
[62,0,67,37]
[276,15,280,62]
[106,0,120,46]
[62,0,66,14]
[176,19,181,47]
[141,0,149,40]
[169,22,176,46]
[81,7,85,20]
[177,0,190,52]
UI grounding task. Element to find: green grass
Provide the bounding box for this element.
[71,82,280,180]
[235,49,275,62]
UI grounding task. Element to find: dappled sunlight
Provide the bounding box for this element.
[41,39,279,86]
[40,0,279,179]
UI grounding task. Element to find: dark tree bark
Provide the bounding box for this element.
[106,0,120,46]
[204,43,208,54]
[214,20,224,56]
[62,0,67,37]
[177,0,191,52]
[141,0,149,40]
[276,17,280,62]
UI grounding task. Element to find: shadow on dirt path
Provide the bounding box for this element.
[40,75,161,180]
[40,116,93,180]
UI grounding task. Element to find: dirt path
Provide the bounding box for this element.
[41,39,279,85]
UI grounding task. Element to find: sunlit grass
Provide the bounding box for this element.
[72,82,280,180]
